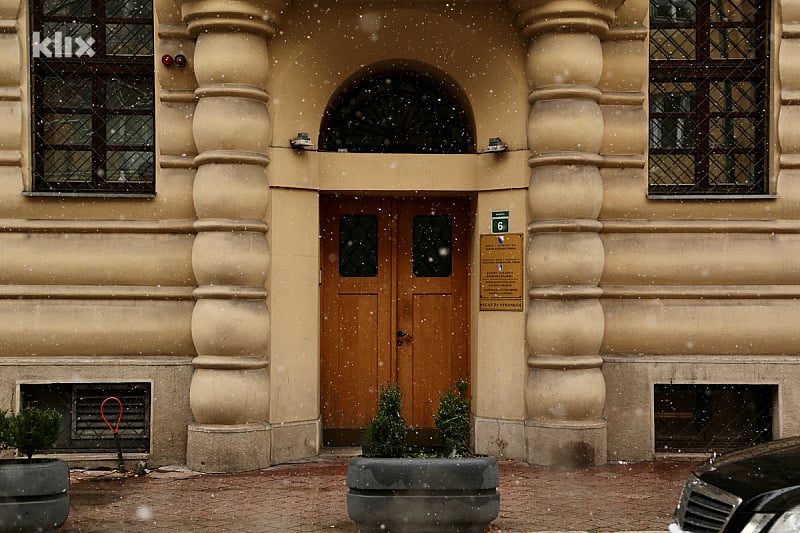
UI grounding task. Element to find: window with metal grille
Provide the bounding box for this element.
[648,0,770,195]
[20,382,151,453]
[319,70,475,154]
[654,384,774,453]
[30,0,155,195]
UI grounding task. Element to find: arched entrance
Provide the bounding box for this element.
[319,68,475,446]
[319,68,475,154]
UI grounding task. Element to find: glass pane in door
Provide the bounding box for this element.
[412,215,452,277]
[339,215,379,277]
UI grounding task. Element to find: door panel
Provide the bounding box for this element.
[321,199,393,444]
[407,294,453,427]
[332,293,378,428]
[397,199,469,430]
[321,196,470,446]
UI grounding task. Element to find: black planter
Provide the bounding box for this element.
[0,458,70,532]
[347,456,500,533]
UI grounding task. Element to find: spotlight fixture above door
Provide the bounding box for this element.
[290,132,314,148]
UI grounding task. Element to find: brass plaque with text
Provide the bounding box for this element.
[479,233,523,311]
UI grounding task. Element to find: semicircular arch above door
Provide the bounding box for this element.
[318,65,476,154]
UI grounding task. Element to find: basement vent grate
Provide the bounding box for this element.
[21,382,151,453]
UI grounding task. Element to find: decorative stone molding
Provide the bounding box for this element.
[510,0,622,467]
[176,0,287,473]
[0,0,23,185]
[0,286,194,300]
[155,0,198,208]
[780,0,800,169]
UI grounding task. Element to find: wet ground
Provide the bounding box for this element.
[61,456,697,532]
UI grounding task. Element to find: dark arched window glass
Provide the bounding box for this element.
[319,71,474,154]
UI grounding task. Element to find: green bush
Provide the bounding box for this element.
[435,378,471,457]
[0,411,10,451]
[365,379,473,458]
[0,407,62,462]
[364,384,407,458]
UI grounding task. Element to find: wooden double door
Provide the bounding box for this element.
[321,195,471,446]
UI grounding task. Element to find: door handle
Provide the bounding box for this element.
[397,331,407,337]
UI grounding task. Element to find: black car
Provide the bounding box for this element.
[670,437,800,533]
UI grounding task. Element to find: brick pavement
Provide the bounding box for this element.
[60,455,697,532]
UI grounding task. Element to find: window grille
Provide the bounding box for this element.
[649,0,770,195]
[20,382,151,453]
[654,384,774,453]
[319,71,475,154]
[30,0,155,195]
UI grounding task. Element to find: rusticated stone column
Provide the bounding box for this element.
[177,0,285,473]
[779,0,800,186]
[0,0,23,200]
[509,0,620,467]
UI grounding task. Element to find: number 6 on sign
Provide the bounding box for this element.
[491,210,509,234]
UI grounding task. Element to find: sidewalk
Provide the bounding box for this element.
[60,452,697,532]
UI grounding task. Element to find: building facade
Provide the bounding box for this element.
[1,0,798,472]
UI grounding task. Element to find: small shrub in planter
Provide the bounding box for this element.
[435,378,471,457]
[0,407,70,532]
[348,379,500,533]
[2,407,62,462]
[364,383,406,458]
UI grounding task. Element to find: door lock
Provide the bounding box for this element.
[396,331,411,347]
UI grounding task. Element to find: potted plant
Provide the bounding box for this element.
[347,380,500,533]
[0,407,70,532]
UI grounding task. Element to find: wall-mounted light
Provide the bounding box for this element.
[290,132,313,148]
[487,137,508,153]
[162,54,188,68]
